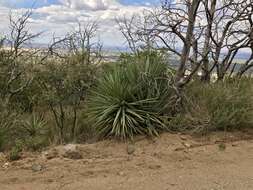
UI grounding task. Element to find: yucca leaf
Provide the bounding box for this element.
[87,52,173,139]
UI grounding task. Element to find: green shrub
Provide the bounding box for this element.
[0,128,6,151]
[20,114,49,151]
[21,115,47,135]
[75,111,98,143]
[9,146,22,161]
[8,140,23,161]
[0,104,21,151]
[88,51,173,139]
[36,60,96,143]
[8,80,43,113]
[169,78,253,133]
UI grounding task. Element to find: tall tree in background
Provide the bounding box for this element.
[0,10,41,106]
[117,0,253,88]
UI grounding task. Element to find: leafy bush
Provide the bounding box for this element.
[169,79,253,133]
[88,51,173,139]
[36,60,96,143]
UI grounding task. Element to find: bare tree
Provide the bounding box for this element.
[205,0,253,80]
[37,20,101,143]
[8,10,42,57]
[116,13,157,54]
[148,0,203,87]
[0,10,41,106]
[66,20,103,65]
[42,20,103,65]
[139,0,253,85]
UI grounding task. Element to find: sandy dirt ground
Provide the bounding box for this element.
[1,131,253,190]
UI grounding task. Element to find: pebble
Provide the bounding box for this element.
[42,149,58,160]
[127,144,135,155]
[174,147,184,151]
[148,164,161,170]
[61,144,83,160]
[118,171,125,176]
[63,150,83,160]
[182,142,191,148]
[231,143,238,147]
[31,164,43,172]
[2,162,10,169]
[180,136,187,140]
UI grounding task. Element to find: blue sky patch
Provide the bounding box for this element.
[0,0,160,9]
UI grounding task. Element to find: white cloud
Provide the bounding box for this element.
[0,0,151,47]
[59,0,119,11]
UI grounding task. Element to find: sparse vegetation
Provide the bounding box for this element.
[168,78,253,133]
[0,1,253,157]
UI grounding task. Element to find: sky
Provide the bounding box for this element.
[0,0,160,47]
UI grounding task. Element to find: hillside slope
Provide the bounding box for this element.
[1,131,253,190]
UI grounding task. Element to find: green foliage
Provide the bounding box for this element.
[22,114,47,137]
[75,111,97,143]
[8,78,43,113]
[36,60,97,143]
[88,51,173,139]
[218,143,226,151]
[169,79,253,133]
[0,111,49,152]
[18,114,49,151]
[9,145,22,161]
[0,102,21,151]
[0,128,6,151]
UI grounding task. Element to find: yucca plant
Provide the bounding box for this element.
[88,51,173,139]
[20,115,49,151]
[22,115,47,137]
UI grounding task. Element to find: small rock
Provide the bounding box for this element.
[127,144,135,155]
[42,149,58,160]
[61,144,83,160]
[87,159,94,163]
[232,143,238,147]
[63,144,77,151]
[174,147,184,151]
[2,162,10,169]
[180,136,187,140]
[118,171,125,176]
[182,142,191,148]
[169,183,177,186]
[63,150,83,160]
[148,164,161,170]
[46,179,54,183]
[31,164,43,172]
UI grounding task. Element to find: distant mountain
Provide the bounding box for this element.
[3,41,252,60]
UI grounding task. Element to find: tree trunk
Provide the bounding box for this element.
[201,0,217,82]
[176,0,201,87]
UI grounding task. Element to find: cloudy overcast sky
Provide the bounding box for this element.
[0,0,160,47]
